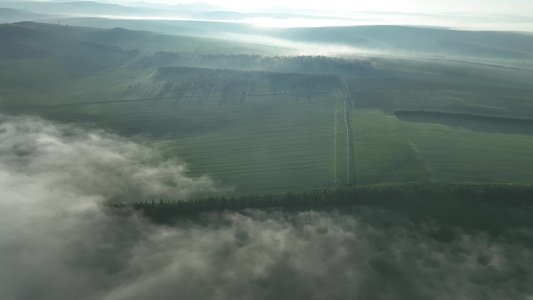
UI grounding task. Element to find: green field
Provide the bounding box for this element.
[0,23,345,195]
[343,55,533,186]
[2,22,533,196]
[398,117,533,183]
[351,109,533,185]
[157,93,338,194]
[30,88,339,195]
[9,67,343,194]
[349,57,533,118]
[351,109,431,185]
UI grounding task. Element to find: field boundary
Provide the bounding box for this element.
[395,110,533,125]
[341,77,356,186]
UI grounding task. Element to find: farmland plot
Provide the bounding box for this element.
[158,93,339,195]
[29,67,342,195]
[351,109,431,185]
[350,109,533,185]
[344,57,533,185]
[396,118,533,183]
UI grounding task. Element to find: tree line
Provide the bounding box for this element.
[132,52,375,76]
[195,54,375,76]
[395,110,533,126]
[107,183,533,224]
[150,66,342,104]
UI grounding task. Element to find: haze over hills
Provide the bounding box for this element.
[2,2,533,300]
[0,1,222,18]
[1,0,533,66]
[1,1,533,191]
[2,0,533,31]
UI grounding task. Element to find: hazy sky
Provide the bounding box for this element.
[104,0,533,15]
[20,0,530,31]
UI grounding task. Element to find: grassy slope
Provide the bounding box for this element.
[352,57,533,117]
[2,22,533,194]
[30,88,339,195]
[0,22,284,105]
[399,119,533,183]
[352,109,431,185]
[344,55,533,185]
[157,93,338,195]
[0,23,338,195]
[352,109,533,185]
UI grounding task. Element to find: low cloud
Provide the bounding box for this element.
[0,114,224,203]
[0,114,532,300]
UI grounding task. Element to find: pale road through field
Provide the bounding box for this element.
[341,77,355,186]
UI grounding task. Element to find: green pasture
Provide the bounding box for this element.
[152,92,338,195]
[0,62,151,109]
[0,22,282,106]
[38,90,339,195]
[351,109,430,185]
[398,118,533,183]
[0,57,71,102]
[0,23,340,195]
[347,57,533,186]
[352,109,533,185]
[3,22,533,196]
[350,57,533,118]
[158,109,336,194]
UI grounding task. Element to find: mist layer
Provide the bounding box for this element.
[0,114,532,300]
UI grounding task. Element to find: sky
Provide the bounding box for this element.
[103,0,533,16]
[16,0,532,31]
